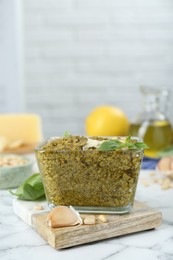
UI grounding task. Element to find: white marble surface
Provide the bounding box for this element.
[0,170,173,260]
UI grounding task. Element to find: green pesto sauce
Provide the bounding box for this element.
[35,136,143,208]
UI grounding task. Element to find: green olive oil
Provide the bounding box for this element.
[129,120,173,157]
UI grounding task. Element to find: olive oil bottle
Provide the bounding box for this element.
[129,87,173,157]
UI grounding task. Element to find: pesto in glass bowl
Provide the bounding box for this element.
[35,136,146,214]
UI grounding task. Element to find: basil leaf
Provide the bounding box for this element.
[99,140,122,151]
[125,136,131,142]
[22,183,45,200]
[132,142,149,149]
[99,137,148,151]
[64,131,71,137]
[9,173,45,201]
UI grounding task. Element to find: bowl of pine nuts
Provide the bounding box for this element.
[0,154,33,189]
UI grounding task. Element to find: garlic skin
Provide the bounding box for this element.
[47,206,82,228]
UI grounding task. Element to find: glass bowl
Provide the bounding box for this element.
[35,136,144,214]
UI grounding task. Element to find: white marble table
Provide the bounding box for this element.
[0,170,173,260]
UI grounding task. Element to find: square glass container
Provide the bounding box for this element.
[35,136,144,214]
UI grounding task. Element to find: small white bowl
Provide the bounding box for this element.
[0,154,33,189]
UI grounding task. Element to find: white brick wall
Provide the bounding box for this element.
[23,0,173,138]
[0,0,24,112]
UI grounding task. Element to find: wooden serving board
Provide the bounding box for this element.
[13,199,162,250]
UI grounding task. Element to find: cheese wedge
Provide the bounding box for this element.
[0,114,42,144]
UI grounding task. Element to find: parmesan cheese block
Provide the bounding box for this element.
[0,114,42,144]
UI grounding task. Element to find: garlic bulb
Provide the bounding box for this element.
[47,206,82,228]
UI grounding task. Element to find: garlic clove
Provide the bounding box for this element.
[157,157,173,179]
[47,206,82,228]
[158,157,172,171]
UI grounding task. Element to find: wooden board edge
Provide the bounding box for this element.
[32,214,56,248]
[32,208,162,249]
[55,211,162,249]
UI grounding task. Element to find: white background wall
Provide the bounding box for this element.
[1,0,173,138]
[0,0,24,112]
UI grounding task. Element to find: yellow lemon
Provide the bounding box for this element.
[85,105,129,136]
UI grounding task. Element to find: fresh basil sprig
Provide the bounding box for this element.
[10,173,45,201]
[99,136,148,151]
[64,130,72,138]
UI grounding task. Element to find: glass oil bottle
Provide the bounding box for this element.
[129,86,173,157]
